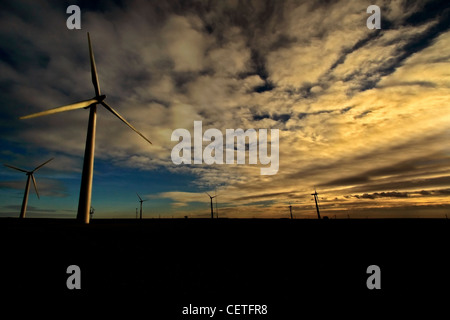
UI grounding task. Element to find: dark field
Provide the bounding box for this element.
[1,218,448,317]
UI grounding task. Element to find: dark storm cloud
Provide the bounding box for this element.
[354,191,409,199]
[352,188,450,199]
[252,112,291,123]
[253,81,275,93]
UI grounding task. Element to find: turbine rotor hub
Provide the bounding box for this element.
[84,95,107,109]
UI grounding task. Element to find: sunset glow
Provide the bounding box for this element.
[1,0,449,219]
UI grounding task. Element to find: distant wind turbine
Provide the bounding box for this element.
[19,33,152,224]
[205,192,217,219]
[137,193,148,220]
[311,188,321,220]
[3,158,53,218]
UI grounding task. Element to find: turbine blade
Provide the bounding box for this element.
[4,164,28,173]
[33,157,54,173]
[101,101,152,145]
[136,193,142,201]
[87,32,101,96]
[205,192,211,198]
[20,98,98,120]
[31,174,39,199]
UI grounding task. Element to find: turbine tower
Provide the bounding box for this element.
[205,192,216,219]
[137,193,148,220]
[4,158,53,218]
[19,33,152,224]
[311,188,321,220]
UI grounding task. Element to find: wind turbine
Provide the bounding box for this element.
[311,188,321,220]
[19,33,152,224]
[137,193,148,220]
[3,158,53,218]
[205,192,217,219]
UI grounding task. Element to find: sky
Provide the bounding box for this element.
[0,0,449,219]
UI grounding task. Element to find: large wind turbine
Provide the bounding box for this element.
[4,158,53,218]
[311,189,321,220]
[20,33,152,224]
[137,193,148,220]
[205,192,217,219]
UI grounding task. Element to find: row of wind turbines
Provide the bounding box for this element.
[287,189,322,219]
[134,191,219,220]
[4,32,323,222]
[3,153,319,220]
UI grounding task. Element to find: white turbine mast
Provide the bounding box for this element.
[4,158,53,218]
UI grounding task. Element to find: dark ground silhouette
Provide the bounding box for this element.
[0,218,448,317]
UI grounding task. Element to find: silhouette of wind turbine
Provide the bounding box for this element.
[311,188,321,220]
[137,193,148,220]
[4,158,53,218]
[19,33,152,224]
[205,192,217,219]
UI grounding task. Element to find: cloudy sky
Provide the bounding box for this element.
[0,0,449,219]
